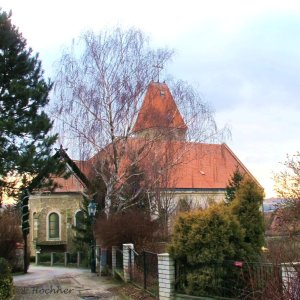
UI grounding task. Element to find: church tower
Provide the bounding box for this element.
[132,81,187,141]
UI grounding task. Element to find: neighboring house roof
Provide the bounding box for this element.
[34,148,90,193]
[265,200,300,236]
[52,169,86,193]
[132,81,187,133]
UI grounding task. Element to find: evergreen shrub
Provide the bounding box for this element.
[0,258,13,300]
[169,204,245,296]
[231,177,265,259]
[169,176,265,297]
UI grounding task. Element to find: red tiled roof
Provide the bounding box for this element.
[52,174,86,193]
[132,82,187,133]
[52,139,258,192]
[87,138,258,190]
[137,139,255,189]
[51,160,91,193]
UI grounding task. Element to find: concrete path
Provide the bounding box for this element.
[13,265,122,299]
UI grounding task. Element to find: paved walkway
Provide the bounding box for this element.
[13,265,122,299]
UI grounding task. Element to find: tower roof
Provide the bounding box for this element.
[132,82,187,133]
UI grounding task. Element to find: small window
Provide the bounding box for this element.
[49,213,59,239]
[75,211,85,230]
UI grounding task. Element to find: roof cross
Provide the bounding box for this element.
[153,63,163,82]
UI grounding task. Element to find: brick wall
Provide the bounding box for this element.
[158,253,175,299]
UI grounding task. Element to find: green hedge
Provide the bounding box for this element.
[0,258,13,300]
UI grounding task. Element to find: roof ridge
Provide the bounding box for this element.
[222,143,262,188]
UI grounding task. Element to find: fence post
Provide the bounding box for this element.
[95,245,100,274]
[51,252,54,266]
[100,247,107,276]
[158,253,175,300]
[35,251,40,265]
[143,251,147,290]
[64,252,68,267]
[77,251,81,268]
[123,243,134,283]
[112,246,117,277]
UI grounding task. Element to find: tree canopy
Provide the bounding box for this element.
[0,10,59,203]
[271,152,300,237]
[274,151,300,201]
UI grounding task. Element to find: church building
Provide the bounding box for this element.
[28,81,260,256]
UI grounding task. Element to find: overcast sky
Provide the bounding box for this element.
[2,0,300,198]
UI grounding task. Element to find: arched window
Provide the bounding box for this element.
[49,213,59,239]
[33,212,39,240]
[75,211,85,230]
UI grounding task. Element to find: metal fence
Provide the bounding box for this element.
[36,251,90,268]
[80,250,90,268]
[52,252,65,265]
[129,249,159,297]
[38,252,51,265]
[175,260,283,299]
[67,252,77,265]
[106,248,112,268]
[116,248,123,271]
[67,251,89,268]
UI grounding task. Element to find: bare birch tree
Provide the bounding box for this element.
[53,28,173,215]
[169,80,227,142]
[53,27,229,218]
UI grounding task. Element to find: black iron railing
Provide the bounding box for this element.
[116,248,123,270]
[129,249,159,297]
[52,252,64,265]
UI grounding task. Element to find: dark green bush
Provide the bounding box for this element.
[38,252,51,263]
[169,204,245,296]
[0,258,13,300]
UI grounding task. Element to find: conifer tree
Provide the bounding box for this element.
[72,194,95,251]
[225,168,244,203]
[231,178,265,259]
[0,10,58,203]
